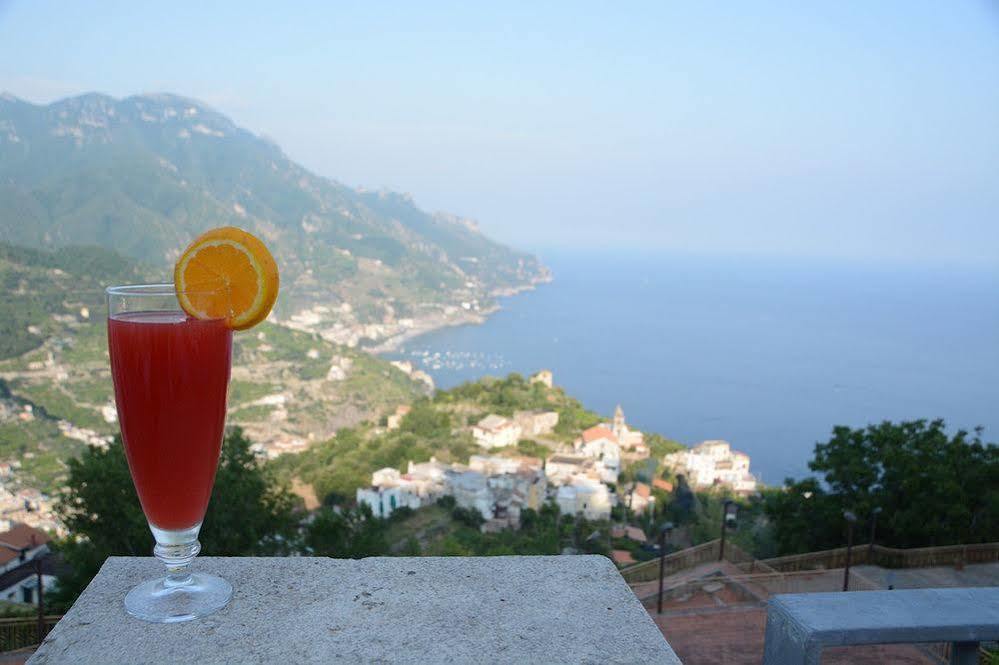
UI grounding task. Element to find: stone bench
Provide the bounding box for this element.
[762,587,999,665]
[29,556,679,664]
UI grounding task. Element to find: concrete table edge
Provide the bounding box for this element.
[29,555,680,665]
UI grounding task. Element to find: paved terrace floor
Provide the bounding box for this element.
[638,562,999,665]
[655,608,938,664]
[629,560,747,602]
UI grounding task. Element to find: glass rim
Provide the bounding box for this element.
[106,283,217,297]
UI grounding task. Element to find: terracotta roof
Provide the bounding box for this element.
[0,524,49,566]
[634,482,651,498]
[582,426,617,444]
[653,478,674,492]
[611,549,636,565]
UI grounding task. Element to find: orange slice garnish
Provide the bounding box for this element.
[174,226,279,330]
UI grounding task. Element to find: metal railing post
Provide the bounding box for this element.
[657,529,667,614]
[843,512,856,592]
[36,557,45,644]
[867,507,881,559]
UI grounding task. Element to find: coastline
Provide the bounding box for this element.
[364,305,498,355]
[365,273,552,355]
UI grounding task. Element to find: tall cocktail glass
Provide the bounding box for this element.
[106,284,233,622]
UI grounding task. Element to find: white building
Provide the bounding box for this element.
[545,454,596,485]
[358,454,547,528]
[513,410,559,436]
[356,484,422,519]
[555,475,614,521]
[471,414,522,449]
[445,468,495,520]
[469,455,540,476]
[406,458,448,488]
[464,456,548,530]
[623,482,655,514]
[372,467,402,487]
[0,523,55,605]
[574,426,621,484]
[530,369,553,389]
[662,440,757,494]
[356,458,448,518]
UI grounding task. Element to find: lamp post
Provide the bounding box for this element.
[843,510,858,592]
[656,522,674,614]
[867,506,883,560]
[718,500,738,562]
[34,555,45,642]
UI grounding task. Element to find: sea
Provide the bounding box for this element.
[385,250,999,484]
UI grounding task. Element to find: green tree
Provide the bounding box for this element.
[304,504,389,558]
[760,479,841,554]
[646,433,685,459]
[400,400,452,438]
[451,506,485,529]
[201,429,301,554]
[48,428,301,610]
[764,420,999,554]
[398,536,422,556]
[516,439,548,459]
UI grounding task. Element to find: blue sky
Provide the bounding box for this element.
[1,1,997,262]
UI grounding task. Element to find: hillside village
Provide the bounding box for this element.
[0,350,762,542]
[356,370,759,535]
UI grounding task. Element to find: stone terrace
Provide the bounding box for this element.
[29,556,678,664]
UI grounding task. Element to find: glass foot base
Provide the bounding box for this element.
[124,572,232,623]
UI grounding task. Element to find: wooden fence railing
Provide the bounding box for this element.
[620,540,999,587]
[619,539,721,584]
[870,542,999,569]
[726,543,780,576]
[636,567,886,608]
[0,616,62,653]
[758,544,874,572]
[759,541,999,573]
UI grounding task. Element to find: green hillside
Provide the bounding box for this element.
[0,93,547,324]
[0,243,425,492]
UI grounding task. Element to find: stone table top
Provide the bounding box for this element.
[29,556,679,664]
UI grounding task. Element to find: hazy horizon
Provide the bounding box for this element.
[2,1,997,264]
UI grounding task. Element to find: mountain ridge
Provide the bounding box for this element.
[0,91,549,347]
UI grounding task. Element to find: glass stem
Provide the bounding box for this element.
[150,523,202,587]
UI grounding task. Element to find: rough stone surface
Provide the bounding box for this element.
[762,587,999,664]
[29,556,678,664]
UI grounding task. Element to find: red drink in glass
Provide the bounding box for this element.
[108,311,232,530]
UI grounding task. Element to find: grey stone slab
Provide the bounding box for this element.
[29,556,679,665]
[762,587,999,665]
